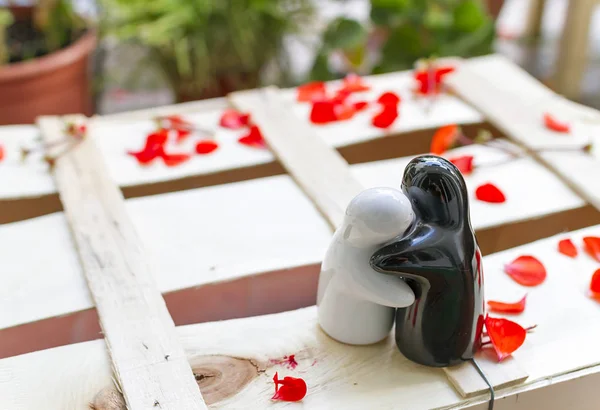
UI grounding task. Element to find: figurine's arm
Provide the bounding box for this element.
[348,265,416,308]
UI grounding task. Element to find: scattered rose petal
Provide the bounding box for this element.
[504,255,547,286]
[449,155,474,175]
[0,144,4,161]
[430,124,459,155]
[195,140,219,155]
[354,101,369,111]
[544,113,570,133]
[371,106,398,129]
[297,81,327,102]
[271,372,307,402]
[484,315,527,361]
[310,101,338,124]
[161,152,191,167]
[66,123,87,139]
[487,295,527,314]
[558,238,578,258]
[127,129,170,165]
[175,129,192,143]
[475,183,506,203]
[377,91,401,108]
[331,89,352,104]
[590,269,600,300]
[220,109,250,129]
[583,236,600,262]
[238,125,266,148]
[414,65,455,95]
[127,149,158,165]
[340,73,370,93]
[334,103,357,121]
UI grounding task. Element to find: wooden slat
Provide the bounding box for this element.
[37,116,207,410]
[231,87,527,398]
[230,87,364,229]
[446,61,600,212]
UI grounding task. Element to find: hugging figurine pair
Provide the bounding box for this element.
[317,155,485,368]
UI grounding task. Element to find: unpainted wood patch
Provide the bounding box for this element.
[90,355,262,409]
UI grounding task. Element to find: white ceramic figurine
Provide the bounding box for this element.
[317,187,416,345]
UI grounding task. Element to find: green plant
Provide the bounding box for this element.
[0,0,87,66]
[100,0,314,101]
[311,0,495,80]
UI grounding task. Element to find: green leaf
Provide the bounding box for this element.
[424,4,452,30]
[453,0,487,32]
[309,51,336,81]
[439,19,494,56]
[370,0,410,27]
[322,17,367,51]
[380,23,425,63]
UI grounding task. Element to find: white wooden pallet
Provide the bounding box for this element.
[1,54,600,409]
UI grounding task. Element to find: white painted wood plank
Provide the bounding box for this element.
[37,116,207,410]
[448,54,600,212]
[0,68,483,202]
[2,223,600,409]
[231,87,363,228]
[0,141,586,332]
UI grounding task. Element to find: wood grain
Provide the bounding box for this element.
[230,87,365,229]
[37,116,207,410]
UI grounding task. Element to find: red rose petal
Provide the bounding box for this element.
[475,183,506,203]
[271,372,307,402]
[238,125,266,148]
[354,101,369,111]
[219,109,251,129]
[195,140,219,155]
[334,103,357,121]
[331,89,352,104]
[590,269,600,296]
[146,129,169,146]
[127,148,159,165]
[310,101,338,124]
[504,255,547,286]
[371,106,398,129]
[583,236,600,262]
[414,65,455,95]
[377,91,401,108]
[175,129,192,143]
[449,155,474,175]
[128,130,169,165]
[340,73,370,93]
[558,238,578,258]
[543,113,570,133]
[0,144,4,161]
[161,152,191,167]
[487,295,527,314]
[297,81,327,103]
[430,124,459,155]
[484,315,527,361]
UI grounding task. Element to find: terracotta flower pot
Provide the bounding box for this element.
[0,29,96,125]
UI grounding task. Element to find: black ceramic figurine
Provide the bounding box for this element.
[369,155,484,367]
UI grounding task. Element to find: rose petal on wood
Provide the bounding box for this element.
[430,124,459,155]
[504,255,547,286]
[583,236,600,262]
[487,295,527,314]
[484,315,527,361]
[558,238,578,258]
[543,113,571,133]
[475,183,506,203]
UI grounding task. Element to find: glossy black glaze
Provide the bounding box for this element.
[369,155,484,367]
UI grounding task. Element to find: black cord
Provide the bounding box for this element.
[471,358,495,410]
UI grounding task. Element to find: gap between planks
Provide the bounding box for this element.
[37,115,207,410]
[230,87,528,397]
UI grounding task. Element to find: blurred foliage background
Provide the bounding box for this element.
[98,0,495,103]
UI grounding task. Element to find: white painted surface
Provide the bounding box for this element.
[0,140,586,331]
[2,223,600,409]
[0,68,483,200]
